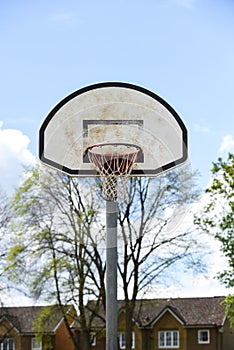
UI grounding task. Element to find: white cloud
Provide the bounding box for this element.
[143,225,232,298]
[218,134,234,153]
[157,192,232,298]
[0,122,36,194]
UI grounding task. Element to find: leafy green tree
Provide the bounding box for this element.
[194,153,234,327]
[7,162,203,350]
[7,165,106,350]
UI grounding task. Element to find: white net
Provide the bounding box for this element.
[87,143,141,201]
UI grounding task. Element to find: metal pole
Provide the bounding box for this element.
[106,200,118,350]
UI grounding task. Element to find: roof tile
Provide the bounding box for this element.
[0,305,70,333]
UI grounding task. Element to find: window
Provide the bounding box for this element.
[158,331,179,348]
[198,330,210,344]
[31,338,42,350]
[0,338,14,350]
[90,333,96,346]
[118,332,135,349]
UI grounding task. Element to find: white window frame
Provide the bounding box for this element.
[198,330,210,344]
[0,338,14,350]
[118,332,135,349]
[158,330,179,348]
[31,338,42,350]
[90,332,96,346]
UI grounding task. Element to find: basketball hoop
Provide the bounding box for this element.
[39,82,188,350]
[87,143,142,201]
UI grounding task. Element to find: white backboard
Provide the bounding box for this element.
[39,82,188,176]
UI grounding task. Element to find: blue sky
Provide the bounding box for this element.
[1,0,234,193]
[0,0,234,301]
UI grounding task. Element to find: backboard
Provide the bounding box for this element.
[39,82,188,176]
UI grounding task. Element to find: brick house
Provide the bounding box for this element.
[1,297,234,350]
[82,296,234,350]
[0,305,76,350]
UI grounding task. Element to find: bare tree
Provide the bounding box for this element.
[0,189,11,249]
[6,163,203,350]
[0,189,11,294]
[0,189,13,346]
[117,165,203,350]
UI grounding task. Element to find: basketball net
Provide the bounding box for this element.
[87,143,141,201]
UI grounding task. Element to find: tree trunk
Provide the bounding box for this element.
[125,302,134,350]
[79,330,91,350]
